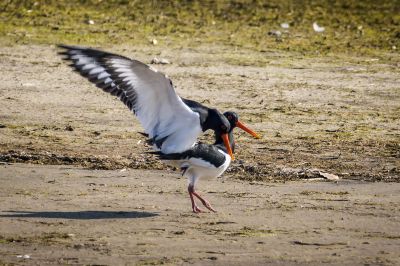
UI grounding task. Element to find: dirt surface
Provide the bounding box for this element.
[1,163,399,265]
[0,44,399,265]
[0,45,399,182]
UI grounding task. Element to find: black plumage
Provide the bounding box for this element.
[58,45,139,113]
[156,133,233,168]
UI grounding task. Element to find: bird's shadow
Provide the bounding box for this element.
[0,210,158,220]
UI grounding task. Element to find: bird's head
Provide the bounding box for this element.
[205,109,231,133]
[223,111,261,139]
[223,111,239,129]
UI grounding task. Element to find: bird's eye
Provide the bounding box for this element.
[221,125,227,131]
[227,115,232,120]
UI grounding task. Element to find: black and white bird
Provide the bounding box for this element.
[155,111,260,213]
[58,45,261,213]
[58,45,234,157]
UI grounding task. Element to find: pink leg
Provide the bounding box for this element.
[188,185,216,213]
[188,185,203,213]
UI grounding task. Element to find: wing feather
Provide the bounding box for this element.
[58,44,202,153]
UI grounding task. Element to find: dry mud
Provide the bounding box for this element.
[0,163,399,265]
[0,45,399,181]
[0,45,399,265]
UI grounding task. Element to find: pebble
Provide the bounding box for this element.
[268,30,282,37]
[151,57,170,64]
[318,171,340,180]
[280,23,290,29]
[313,22,325,32]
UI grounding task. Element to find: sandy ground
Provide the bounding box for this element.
[0,45,399,181]
[0,45,399,265]
[1,163,399,265]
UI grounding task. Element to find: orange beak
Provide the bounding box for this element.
[236,121,261,139]
[221,133,234,160]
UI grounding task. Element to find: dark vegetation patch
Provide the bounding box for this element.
[1,149,398,182]
[1,0,399,57]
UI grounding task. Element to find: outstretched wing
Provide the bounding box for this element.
[58,45,202,153]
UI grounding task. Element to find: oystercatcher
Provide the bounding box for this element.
[58,45,233,157]
[58,45,261,213]
[156,111,260,213]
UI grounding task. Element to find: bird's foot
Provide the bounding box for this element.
[192,204,204,213]
[192,191,217,213]
[188,185,217,214]
[202,201,216,213]
[196,197,216,212]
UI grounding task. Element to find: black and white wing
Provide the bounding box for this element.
[154,143,232,183]
[58,45,202,154]
[156,143,228,168]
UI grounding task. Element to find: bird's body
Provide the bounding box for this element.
[155,130,234,212]
[154,111,255,213]
[158,135,233,184]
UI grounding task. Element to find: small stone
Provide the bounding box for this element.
[318,171,340,180]
[280,23,290,29]
[87,20,95,25]
[151,57,170,64]
[22,83,35,87]
[159,58,170,64]
[268,30,282,37]
[65,125,74,131]
[73,243,85,249]
[325,127,340,132]
[151,39,158,45]
[313,22,325,33]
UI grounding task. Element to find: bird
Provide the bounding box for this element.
[57,44,233,157]
[58,45,261,213]
[155,111,260,213]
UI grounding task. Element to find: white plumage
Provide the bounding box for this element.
[59,45,202,154]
